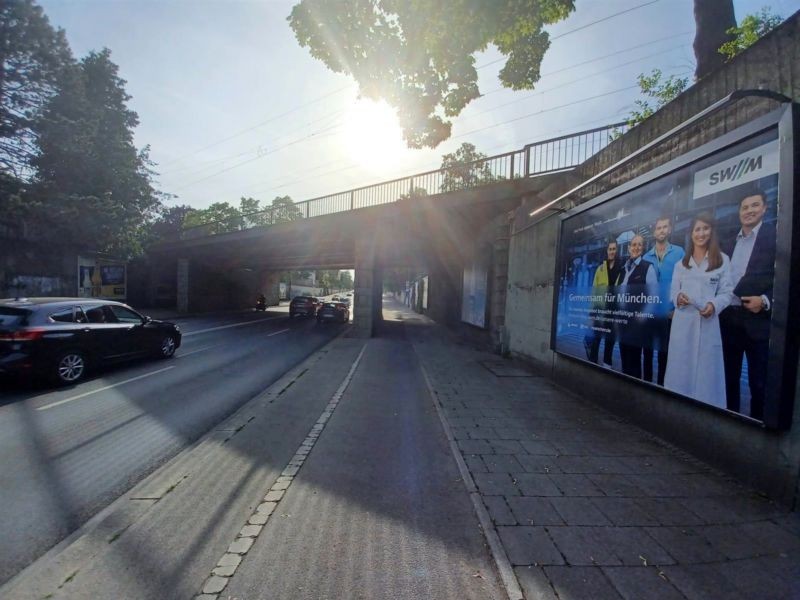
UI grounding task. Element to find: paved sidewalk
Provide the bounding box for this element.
[404,305,800,600]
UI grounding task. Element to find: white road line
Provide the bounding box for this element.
[267,328,290,337]
[36,366,176,411]
[177,345,218,358]
[183,316,285,337]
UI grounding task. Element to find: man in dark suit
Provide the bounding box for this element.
[720,190,776,420]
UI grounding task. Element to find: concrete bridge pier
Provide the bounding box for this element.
[257,269,281,306]
[352,235,383,338]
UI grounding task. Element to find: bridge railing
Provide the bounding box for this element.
[179,122,626,240]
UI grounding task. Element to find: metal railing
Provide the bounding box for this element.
[180,121,626,240]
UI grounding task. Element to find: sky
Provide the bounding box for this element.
[38,0,799,212]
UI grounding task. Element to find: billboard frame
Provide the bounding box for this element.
[550,105,797,429]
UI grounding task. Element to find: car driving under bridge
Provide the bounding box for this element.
[148,123,624,337]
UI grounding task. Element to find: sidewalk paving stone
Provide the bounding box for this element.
[497,526,565,566]
[602,566,686,600]
[548,497,613,526]
[544,565,622,599]
[482,454,524,473]
[514,566,558,600]
[507,497,565,527]
[409,324,800,600]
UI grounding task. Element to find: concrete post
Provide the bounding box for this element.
[177,258,189,313]
[260,270,281,306]
[352,234,380,338]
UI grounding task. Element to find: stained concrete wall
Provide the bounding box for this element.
[503,15,800,506]
[0,239,80,298]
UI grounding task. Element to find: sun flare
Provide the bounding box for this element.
[343,99,407,171]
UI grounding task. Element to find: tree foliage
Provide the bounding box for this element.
[1,3,163,258]
[181,195,304,235]
[718,7,783,60]
[26,49,161,257]
[617,69,689,133]
[0,0,72,176]
[439,142,497,193]
[288,0,575,149]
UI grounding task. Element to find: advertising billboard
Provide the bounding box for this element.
[78,256,127,300]
[553,108,797,428]
[462,252,489,328]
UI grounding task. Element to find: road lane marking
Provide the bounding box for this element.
[178,345,218,358]
[183,316,285,337]
[267,328,290,337]
[36,366,176,411]
[197,343,368,597]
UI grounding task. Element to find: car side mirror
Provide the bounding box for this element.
[142,315,152,323]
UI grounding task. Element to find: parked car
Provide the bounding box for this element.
[0,298,181,385]
[338,296,351,307]
[316,302,349,324]
[289,296,319,318]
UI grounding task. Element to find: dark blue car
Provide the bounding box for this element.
[0,298,181,385]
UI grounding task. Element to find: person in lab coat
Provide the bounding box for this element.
[664,213,734,407]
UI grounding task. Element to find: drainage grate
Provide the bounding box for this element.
[480,360,536,377]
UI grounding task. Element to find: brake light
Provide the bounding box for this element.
[0,328,46,342]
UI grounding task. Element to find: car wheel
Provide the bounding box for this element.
[159,334,177,358]
[53,350,87,385]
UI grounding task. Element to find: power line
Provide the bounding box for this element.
[160,108,346,180]
[158,84,352,169]
[476,0,663,70]
[461,46,689,123]
[449,85,639,141]
[170,121,345,192]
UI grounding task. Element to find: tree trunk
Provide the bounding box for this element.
[693,0,736,80]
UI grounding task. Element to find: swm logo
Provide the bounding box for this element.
[708,154,763,186]
[693,140,778,199]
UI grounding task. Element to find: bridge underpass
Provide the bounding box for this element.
[149,175,566,337]
[147,123,624,337]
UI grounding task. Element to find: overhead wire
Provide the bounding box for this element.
[167,0,677,200]
[475,0,663,70]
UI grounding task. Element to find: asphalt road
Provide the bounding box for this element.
[0,306,347,585]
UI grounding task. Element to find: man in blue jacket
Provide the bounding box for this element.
[643,216,685,385]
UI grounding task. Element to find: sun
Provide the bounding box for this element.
[343,98,407,171]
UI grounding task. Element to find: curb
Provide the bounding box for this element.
[0,322,354,599]
[414,352,524,600]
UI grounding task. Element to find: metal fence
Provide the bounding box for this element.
[180,121,626,240]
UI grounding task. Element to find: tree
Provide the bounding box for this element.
[183,201,243,234]
[398,186,429,201]
[621,69,689,131]
[147,204,196,242]
[239,196,272,227]
[692,0,736,79]
[29,48,161,257]
[0,0,73,177]
[439,142,496,193]
[718,7,783,60]
[270,195,303,223]
[289,0,575,149]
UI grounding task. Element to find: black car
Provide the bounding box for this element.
[289,296,319,318]
[0,298,182,385]
[316,302,349,324]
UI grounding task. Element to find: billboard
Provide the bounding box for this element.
[462,252,489,328]
[78,256,126,300]
[553,108,797,428]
